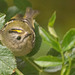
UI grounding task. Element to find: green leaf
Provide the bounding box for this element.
[48,26,58,38]
[34,56,62,67]
[14,0,32,11]
[0,13,6,29]
[17,57,39,75]
[44,65,62,72]
[27,22,42,56]
[47,48,61,57]
[39,26,61,52]
[48,11,56,27]
[62,28,75,52]
[32,40,50,59]
[0,45,17,75]
[48,11,58,38]
[6,6,19,22]
[71,48,75,59]
[64,49,75,60]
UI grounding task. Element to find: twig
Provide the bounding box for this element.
[15,68,24,75]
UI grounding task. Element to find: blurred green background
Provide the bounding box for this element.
[29,0,75,39]
[0,0,75,39]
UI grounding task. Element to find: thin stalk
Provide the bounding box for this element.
[15,68,24,75]
[21,56,43,72]
[61,51,65,66]
[61,51,65,75]
[66,58,72,75]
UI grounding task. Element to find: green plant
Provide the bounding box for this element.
[34,12,75,75]
[0,0,75,75]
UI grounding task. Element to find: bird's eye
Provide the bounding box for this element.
[16,36,21,40]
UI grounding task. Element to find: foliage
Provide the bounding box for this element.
[0,0,75,75]
[0,45,16,75]
[0,13,6,29]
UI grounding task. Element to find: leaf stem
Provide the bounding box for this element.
[21,56,43,72]
[61,51,65,75]
[61,51,65,66]
[15,68,24,75]
[66,58,72,75]
[60,51,72,75]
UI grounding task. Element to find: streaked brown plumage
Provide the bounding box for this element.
[0,7,38,56]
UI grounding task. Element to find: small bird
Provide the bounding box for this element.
[0,7,38,56]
